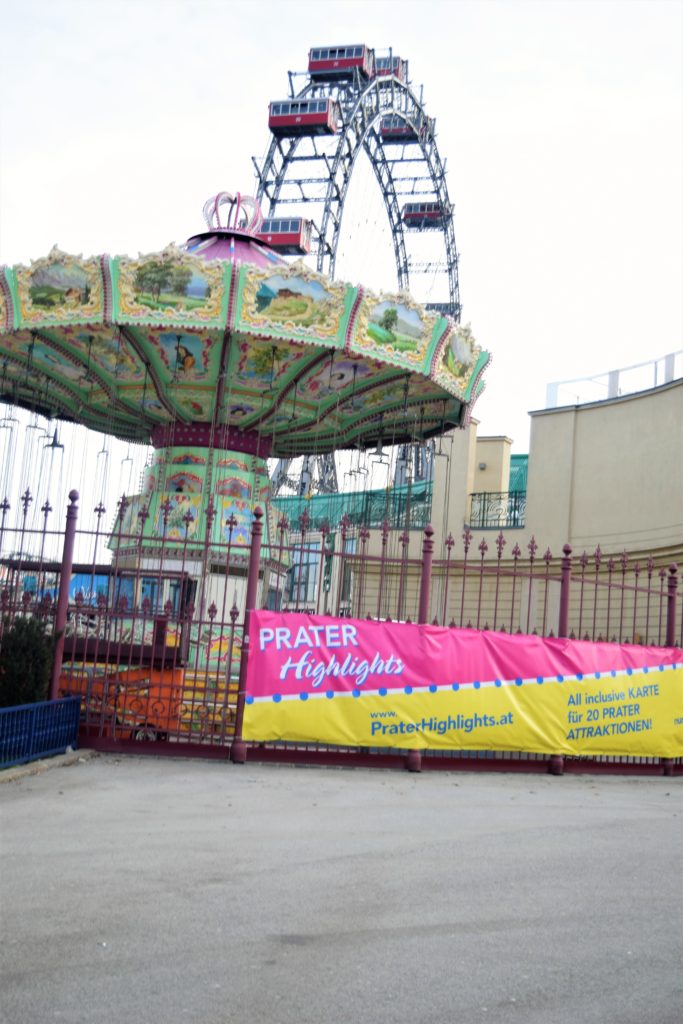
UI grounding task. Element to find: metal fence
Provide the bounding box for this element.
[0,487,679,774]
[0,696,80,768]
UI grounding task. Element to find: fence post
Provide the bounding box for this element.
[407,523,435,773]
[661,564,677,776]
[558,544,572,638]
[548,542,573,776]
[230,507,264,764]
[666,563,678,648]
[49,490,79,701]
[418,523,435,625]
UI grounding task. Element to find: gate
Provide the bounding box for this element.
[0,489,679,774]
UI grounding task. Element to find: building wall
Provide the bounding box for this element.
[518,379,683,557]
[471,436,512,495]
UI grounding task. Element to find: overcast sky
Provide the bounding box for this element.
[1,0,681,455]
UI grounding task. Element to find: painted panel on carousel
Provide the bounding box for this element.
[296,354,379,403]
[0,328,32,359]
[352,293,436,369]
[433,323,488,399]
[113,247,227,326]
[236,264,351,342]
[147,330,218,381]
[166,471,204,494]
[232,334,308,393]
[31,342,92,385]
[115,496,148,540]
[218,497,254,547]
[343,373,435,420]
[171,387,216,422]
[216,455,249,472]
[143,470,157,495]
[153,494,202,540]
[171,451,207,466]
[12,250,104,327]
[225,399,263,426]
[0,270,11,330]
[345,378,413,416]
[214,476,252,500]
[25,341,120,420]
[117,385,168,419]
[57,326,145,383]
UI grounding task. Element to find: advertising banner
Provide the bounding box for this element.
[243,611,683,757]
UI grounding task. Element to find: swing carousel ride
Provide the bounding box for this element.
[0,45,490,583]
[0,189,486,550]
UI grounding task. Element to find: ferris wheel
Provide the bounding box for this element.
[252,45,462,496]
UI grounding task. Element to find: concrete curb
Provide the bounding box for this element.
[0,747,99,784]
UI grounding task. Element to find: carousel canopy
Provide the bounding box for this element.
[0,193,489,456]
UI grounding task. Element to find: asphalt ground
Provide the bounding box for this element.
[1,754,681,1024]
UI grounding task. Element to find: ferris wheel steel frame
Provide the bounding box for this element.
[254,60,462,495]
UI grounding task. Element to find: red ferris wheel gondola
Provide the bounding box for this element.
[308,45,375,81]
[268,98,340,137]
[255,217,313,255]
[375,55,408,82]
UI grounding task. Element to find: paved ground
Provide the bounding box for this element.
[1,754,681,1024]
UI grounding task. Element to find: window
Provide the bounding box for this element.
[167,579,182,615]
[141,577,159,613]
[113,576,134,609]
[287,560,318,605]
[340,536,356,604]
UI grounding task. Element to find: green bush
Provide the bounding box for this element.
[0,617,54,708]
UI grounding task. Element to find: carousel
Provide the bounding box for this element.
[0,190,488,573]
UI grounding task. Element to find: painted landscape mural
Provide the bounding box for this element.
[29,262,91,308]
[255,274,334,327]
[367,300,424,354]
[133,260,212,312]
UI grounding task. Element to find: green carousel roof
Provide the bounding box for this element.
[0,195,490,457]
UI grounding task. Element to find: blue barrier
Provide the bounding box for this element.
[0,697,81,769]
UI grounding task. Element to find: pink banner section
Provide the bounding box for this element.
[247,611,682,700]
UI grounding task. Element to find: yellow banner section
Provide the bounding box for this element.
[243,667,683,757]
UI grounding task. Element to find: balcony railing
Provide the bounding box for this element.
[469,491,526,529]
